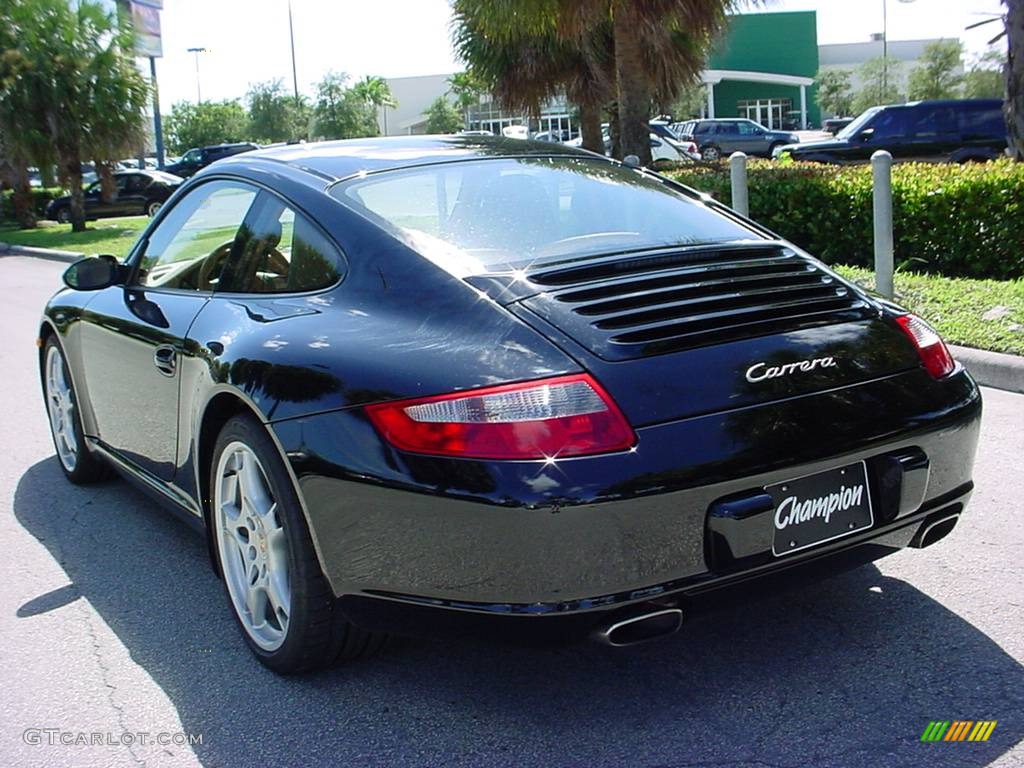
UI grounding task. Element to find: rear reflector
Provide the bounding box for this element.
[895,314,955,379]
[365,374,636,459]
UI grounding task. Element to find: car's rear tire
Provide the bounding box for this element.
[146,201,162,217]
[701,145,721,162]
[42,337,109,484]
[210,413,385,673]
[56,208,71,224]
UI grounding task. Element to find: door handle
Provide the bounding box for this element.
[153,344,177,377]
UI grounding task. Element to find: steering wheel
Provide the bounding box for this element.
[197,240,236,289]
[260,248,289,278]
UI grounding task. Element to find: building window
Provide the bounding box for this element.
[736,98,793,130]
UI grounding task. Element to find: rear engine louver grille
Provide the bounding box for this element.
[521,244,875,360]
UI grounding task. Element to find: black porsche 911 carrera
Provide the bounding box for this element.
[39,136,981,673]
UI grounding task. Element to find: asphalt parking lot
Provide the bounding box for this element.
[1,254,1022,768]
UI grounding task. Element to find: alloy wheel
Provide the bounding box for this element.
[214,441,291,651]
[45,345,78,472]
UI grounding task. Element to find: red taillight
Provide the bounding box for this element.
[365,374,636,460]
[895,314,955,379]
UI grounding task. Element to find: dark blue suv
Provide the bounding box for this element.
[774,99,1007,164]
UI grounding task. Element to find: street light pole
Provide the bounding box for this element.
[288,0,299,101]
[187,46,207,103]
[881,0,917,100]
[882,0,889,96]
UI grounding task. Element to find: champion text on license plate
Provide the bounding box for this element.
[768,462,873,556]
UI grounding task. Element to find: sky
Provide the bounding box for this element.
[147,0,1007,112]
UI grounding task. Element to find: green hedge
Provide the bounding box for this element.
[664,159,1024,280]
[0,187,64,221]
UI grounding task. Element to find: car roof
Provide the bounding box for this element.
[214,135,597,183]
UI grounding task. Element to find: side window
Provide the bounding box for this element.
[717,122,737,135]
[960,106,1006,139]
[134,181,258,291]
[737,122,758,135]
[123,174,147,192]
[908,106,958,137]
[867,108,909,140]
[220,193,344,294]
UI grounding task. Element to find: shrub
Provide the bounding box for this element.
[0,187,64,222]
[664,159,1024,280]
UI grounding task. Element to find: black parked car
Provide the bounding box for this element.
[46,170,183,222]
[774,99,1006,163]
[40,136,981,673]
[164,142,259,178]
[675,118,800,161]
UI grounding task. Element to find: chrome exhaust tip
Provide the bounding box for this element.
[593,608,683,648]
[910,512,960,549]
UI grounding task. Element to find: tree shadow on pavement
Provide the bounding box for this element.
[14,458,1024,768]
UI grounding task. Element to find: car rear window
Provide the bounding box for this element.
[332,157,754,273]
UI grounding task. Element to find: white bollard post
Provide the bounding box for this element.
[729,151,748,217]
[871,150,894,299]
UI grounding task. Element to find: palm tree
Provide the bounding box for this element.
[446,70,489,130]
[352,75,398,134]
[452,0,744,164]
[0,1,58,228]
[1,0,148,231]
[88,31,149,203]
[564,0,744,166]
[451,1,612,153]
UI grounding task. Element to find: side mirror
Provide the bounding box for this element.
[859,128,875,142]
[62,254,124,291]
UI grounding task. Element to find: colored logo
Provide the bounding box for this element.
[921,721,997,742]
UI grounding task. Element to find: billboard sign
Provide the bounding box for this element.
[129,1,162,57]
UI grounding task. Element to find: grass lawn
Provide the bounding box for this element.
[835,265,1024,357]
[0,216,148,259]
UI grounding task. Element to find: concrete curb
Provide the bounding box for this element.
[0,242,83,263]
[950,345,1024,395]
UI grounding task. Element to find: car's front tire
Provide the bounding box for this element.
[210,413,384,673]
[146,201,162,217]
[42,337,109,484]
[56,208,71,224]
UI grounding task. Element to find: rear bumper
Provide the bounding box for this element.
[337,491,970,642]
[274,367,981,617]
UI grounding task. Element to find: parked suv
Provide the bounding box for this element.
[774,99,1006,163]
[675,119,800,161]
[164,142,259,178]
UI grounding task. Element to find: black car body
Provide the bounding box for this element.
[164,142,259,178]
[775,99,1006,163]
[675,119,800,161]
[46,170,183,222]
[39,137,981,672]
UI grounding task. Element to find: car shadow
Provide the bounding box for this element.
[14,458,1024,768]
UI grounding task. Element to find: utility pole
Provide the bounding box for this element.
[150,56,165,168]
[187,46,207,102]
[288,0,299,100]
[882,0,889,96]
